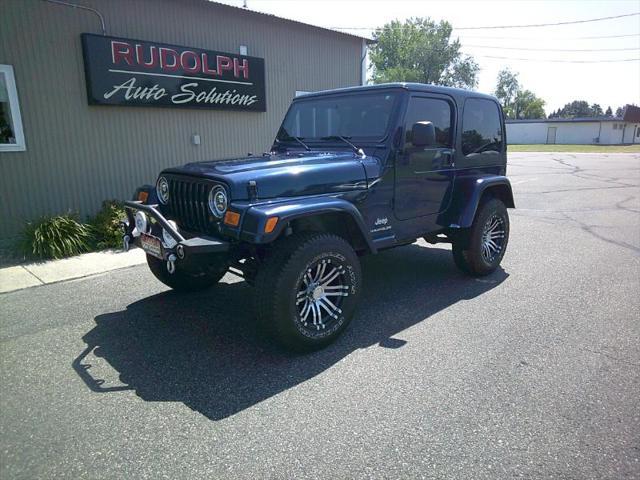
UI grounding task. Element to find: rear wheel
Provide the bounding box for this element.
[255,232,362,352]
[452,198,509,276]
[146,254,227,291]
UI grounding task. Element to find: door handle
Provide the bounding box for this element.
[440,148,455,167]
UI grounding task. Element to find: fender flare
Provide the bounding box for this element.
[454,176,515,228]
[239,196,377,253]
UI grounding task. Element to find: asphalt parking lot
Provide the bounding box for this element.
[1,152,639,479]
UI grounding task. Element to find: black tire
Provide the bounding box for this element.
[254,232,362,352]
[452,198,510,276]
[146,254,227,292]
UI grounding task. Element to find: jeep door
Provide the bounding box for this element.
[394,94,456,220]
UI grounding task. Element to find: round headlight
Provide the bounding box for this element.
[134,211,148,234]
[156,176,169,205]
[208,186,228,218]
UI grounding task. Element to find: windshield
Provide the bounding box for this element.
[277,92,400,143]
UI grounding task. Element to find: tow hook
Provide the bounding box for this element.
[167,254,177,274]
[123,235,130,252]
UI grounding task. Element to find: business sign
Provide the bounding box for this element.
[81,33,266,111]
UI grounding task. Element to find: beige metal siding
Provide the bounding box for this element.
[0,0,363,238]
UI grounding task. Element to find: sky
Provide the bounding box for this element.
[215,0,640,115]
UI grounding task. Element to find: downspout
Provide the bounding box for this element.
[42,0,107,35]
[360,39,367,86]
[597,121,602,144]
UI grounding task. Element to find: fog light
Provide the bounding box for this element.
[162,220,178,248]
[134,211,148,234]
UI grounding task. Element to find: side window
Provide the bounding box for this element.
[462,98,503,156]
[405,97,453,148]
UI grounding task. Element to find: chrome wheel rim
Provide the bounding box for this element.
[481,214,506,263]
[296,258,349,333]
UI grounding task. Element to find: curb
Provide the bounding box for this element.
[0,248,146,294]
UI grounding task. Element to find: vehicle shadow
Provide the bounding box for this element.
[74,243,508,420]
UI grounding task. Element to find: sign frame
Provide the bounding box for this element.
[81,33,266,112]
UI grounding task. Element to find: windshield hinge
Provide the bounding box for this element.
[247,180,258,201]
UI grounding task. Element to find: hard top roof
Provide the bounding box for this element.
[295,83,498,102]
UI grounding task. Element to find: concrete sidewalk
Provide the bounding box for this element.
[0,248,146,294]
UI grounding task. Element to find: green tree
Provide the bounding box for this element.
[615,106,625,117]
[370,18,479,88]
[590,104,603,116]
[554,100,596,118]
[494,68,545,119]
[495,68,520,118]
[514,90,546,119]
[605,106,613,116]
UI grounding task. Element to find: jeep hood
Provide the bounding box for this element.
[162,151,373,200]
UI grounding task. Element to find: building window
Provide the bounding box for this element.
[0,65,26,152]
[613,123,618,130]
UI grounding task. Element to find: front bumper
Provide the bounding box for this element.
[123,201,230,264]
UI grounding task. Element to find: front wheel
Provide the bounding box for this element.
[452,198,510,276]
[146,254,227,292]
[255,232,362,352]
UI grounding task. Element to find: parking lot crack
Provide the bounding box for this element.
[560,212,640,254]
[578,347,640,367]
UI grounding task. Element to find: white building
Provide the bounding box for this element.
[506,106,640,145]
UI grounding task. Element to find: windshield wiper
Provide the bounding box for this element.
[321,135,365,157]
[279,135,310,151]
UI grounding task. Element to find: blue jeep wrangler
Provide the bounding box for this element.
[123,83,514,351]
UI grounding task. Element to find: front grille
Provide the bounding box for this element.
[166,176,216,233]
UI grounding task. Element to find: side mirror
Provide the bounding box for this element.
[411,121,436,147]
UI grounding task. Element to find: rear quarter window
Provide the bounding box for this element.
[462,98,503,157]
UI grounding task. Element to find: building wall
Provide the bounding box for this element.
[600,122,626,144]
[555,122,601,144]
[506,121,638,145]
[622,123,640,144]
[506,123,548,144]
[0,0,363,238]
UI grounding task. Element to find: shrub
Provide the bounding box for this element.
[20,214,93,260]
[89,200,126,250]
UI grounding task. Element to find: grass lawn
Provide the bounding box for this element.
[508,144,640,153]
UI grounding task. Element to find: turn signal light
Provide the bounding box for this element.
[137,190,149,202]
[223,210,241,227]
[264,217,278,233]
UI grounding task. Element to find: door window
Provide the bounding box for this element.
[404,97,453,148]
[461,98,503,156]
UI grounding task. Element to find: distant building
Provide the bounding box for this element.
[506,105,640,145]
